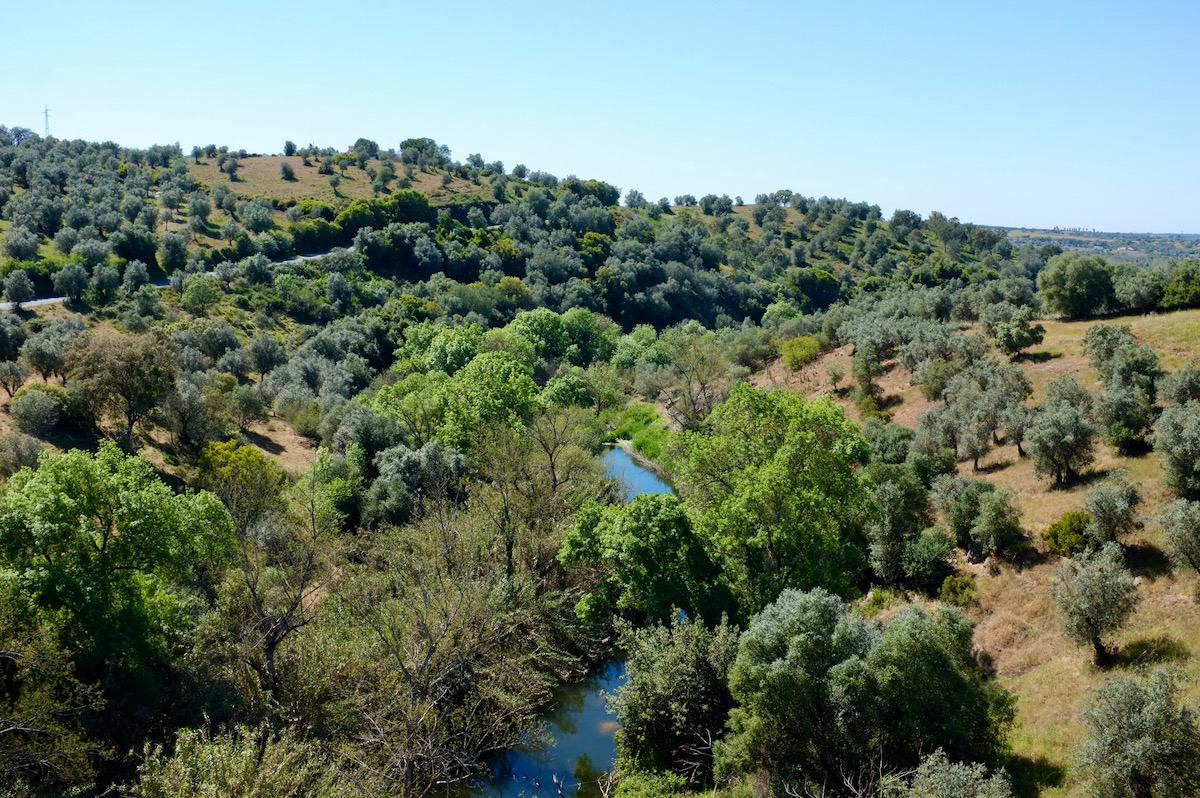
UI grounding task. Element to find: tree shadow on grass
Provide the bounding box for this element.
[1049,468,1114,491]
[1005,753,1065,798]
[1124,541,1174,580]
[1016,350,1061,363]
[243,428,284,455]
[1115,633,1190,668]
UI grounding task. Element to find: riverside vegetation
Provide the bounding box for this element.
[3,125,1200,797]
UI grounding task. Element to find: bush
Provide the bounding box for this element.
[10,390,59,437]
[939,575,977,608]
[1044,509,1093,556]
[903,529,953,593]
[780,334,822,371]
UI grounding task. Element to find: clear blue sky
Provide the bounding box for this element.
[3,1,1197,233]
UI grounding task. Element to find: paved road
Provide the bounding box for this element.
[0,249,347,312]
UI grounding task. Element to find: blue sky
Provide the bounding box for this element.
[3,1,1197,232]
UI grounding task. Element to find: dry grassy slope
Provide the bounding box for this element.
[754,308,1200,796]
[188,155,495,208]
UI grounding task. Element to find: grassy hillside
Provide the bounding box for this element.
[188,154,495,208]
[755,307,1200,796]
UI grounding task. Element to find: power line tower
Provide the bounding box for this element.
[43,105,51,138]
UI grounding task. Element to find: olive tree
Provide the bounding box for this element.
[1075,669,1200,798]
[1159,499,1200,576]
[1051,543,1139,667]
[52,263,89,301]
[3,226,40,261]
[1028,376,1098,485]
[3,270,34,308]
[1084,471,1142,545]
[1154,401,1200,499]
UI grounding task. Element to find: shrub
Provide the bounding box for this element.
[903,529,954,593]
[10,390,59,437]
[939,575,977,608]
[780,334,822,371]
[1044,509,1093,556]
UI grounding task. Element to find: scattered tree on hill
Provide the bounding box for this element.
[715,589,1013,791]
[1160,499,1200,576]
[0,360,28,397]
[68,329,178,440]
[3,226,40,260]
[1154,401,1200,499]
[1051,542,1139,667]
[280,161,296,181]
[991,305,1045,358]
[1075,669,1200,798]
[283,140,297,156]
[1160,359,1200,406]
[1085,471,1142,545]
[1028,375,1098,485]
[3,270,34,308]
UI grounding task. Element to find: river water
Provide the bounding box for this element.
[466,446,669,798]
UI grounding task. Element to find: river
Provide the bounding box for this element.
[466,446,669,798]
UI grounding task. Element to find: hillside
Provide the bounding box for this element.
[755,307,1200,795]
[5,127,1200,798]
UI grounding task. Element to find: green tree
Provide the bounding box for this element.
[1154,401,1200,499]
[4,270,34,308]
[67,330,178,440]
[0,595,103,791]
[659,322,734,431]
[1075,669,1200,798]
[674,385,874,614]
[436,351,537,449]
[157,231,188,273]
[280,161,296,181]
[0,442,233,733]
[1037,252,1115,319]
[971,488,1024,555]
[1051,543,1139,667]
[1085,471,1142,545]
[1160,499,1200,576]
[609,615,739,782]
[992,305,1045,358]
[1028,376,1098,485]
[560,493,726,623]
[227,384,266,430]
[181,273,220,314]
[283,140,297,156]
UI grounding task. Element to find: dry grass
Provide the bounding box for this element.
[188,155,494,208]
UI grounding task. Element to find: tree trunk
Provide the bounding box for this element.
[1091,635,1112,668]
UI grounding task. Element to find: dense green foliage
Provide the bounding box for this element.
[713,589,1012,793]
